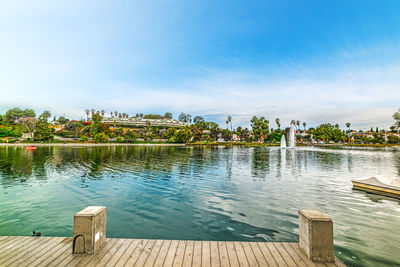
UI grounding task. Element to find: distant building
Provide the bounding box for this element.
[102,117,189,127]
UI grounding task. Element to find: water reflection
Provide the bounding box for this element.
[0,146,400,266]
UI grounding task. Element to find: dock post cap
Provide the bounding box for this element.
[75,206,106,216]
[73,206,107,254]
[298,210,332,222]
[298,209,334,263]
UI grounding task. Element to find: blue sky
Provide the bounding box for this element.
[1,0,400,129]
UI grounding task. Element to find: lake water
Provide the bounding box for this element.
[0,145,399,266]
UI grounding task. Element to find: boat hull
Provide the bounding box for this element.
[352,178,400,199]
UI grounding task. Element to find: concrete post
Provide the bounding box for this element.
[298,210,334,263]
[73,206,106,254]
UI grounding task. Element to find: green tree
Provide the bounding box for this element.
[227,116,232,131]
[164,112,173,119]
[5,108,36,124]
[34,120,54,141]
[346,122,351,132]
[250,116,269,142]
[302,122,306,131]
[311,123,346,142]
[393,108,400,130]
[193,116,204,124]
[39,110,51,122]
[85,109,90,121]
[169,128,192,143]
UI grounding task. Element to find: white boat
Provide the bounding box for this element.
[352,176,400,199]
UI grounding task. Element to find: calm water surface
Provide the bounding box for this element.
[0,145,400,266]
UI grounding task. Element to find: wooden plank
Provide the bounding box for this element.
[255,242,277,267]
[95,238,127,266]
[29,237,72,267]
[262,242,288,267]
[210,241,220,267]
[19,237,67,267]
[153,240,172,267]
[192,241,202,267]
[134,239,157,266]
[104,239,134,267]
[217,241,229,267]
[143,239,164,266]
[162,240,179,267]
[124,239,149,266]
[4,237,54,267]
[281,243,309,267]
[114,239,142,266]
[225,241,240,267]
[172,240,186,267]
[0,236,31,257]
[201,241,211,267]
[233,241,249,267]
[0,237,47,265]
[82,238,120,267]
[287,243,320,267]
[182,240,194,267]
[272,242,297,267]
[241,242,258,267]
[249,242,269,267]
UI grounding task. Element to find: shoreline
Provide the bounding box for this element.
[1,142,399,149]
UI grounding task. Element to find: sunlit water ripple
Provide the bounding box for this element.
[0,145,400,266]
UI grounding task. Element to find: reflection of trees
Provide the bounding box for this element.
[394,153,400,178]
[314,151,343,170]
[0,147,34,182]
[251,147,270,178]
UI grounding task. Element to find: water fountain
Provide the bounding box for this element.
[280,134,287,148]
[289,122,296,148]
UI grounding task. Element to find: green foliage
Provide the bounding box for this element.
[57,116,68,124]
[265,132,282,142]
[163,112,173,119]
[34,121,54,141]
[251,116,269,142]
[143,114,163,119]
[5,108,36,124]
[169,128,192,143]
[79,136,89,142]
[310,123,346,142]
[39,110,51,122]
[123,130,138,142]
[0,126,22,138]
[387,135,400,144]
[94,133,108,143]
[115,136,124,143]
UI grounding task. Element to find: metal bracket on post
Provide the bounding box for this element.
[72,206,107,254]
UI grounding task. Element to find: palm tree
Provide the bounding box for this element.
[101,110,105,116]
[290,120,296,126]
[302,122,306,131]
[296,120,300,129]
[91,109,95,117]
[346,122,351,132]
[118,113,122,119]
[85,109,89,121]
[110,112,113,117]
[228,116,232,131]
[275,118,281,129]
[114,111,118,117]
[226,120,229,130]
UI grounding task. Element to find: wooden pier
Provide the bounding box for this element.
[0,236,344,267]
